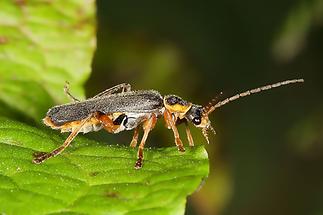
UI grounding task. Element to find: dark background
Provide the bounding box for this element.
[86,1,323,215]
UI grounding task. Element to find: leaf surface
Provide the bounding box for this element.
[0,118,209,215]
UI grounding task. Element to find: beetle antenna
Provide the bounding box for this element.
[203,79,304,115]
[203,92,223,116]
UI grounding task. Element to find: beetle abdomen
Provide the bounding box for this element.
[43,115,103,133]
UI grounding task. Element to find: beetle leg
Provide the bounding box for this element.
[164,110,185,152]
[135,114,157,169]
[184,121,194,147]
[92,83,132,99]
[33,115,92,164]
[64,81,80,102]
[97,113,121,133]
[130,127,140,148]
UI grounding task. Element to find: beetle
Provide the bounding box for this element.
[33,79,304,169]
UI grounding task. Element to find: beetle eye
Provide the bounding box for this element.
[192,117,201,125]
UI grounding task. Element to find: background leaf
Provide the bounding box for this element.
[272,0,323,61]
[0,0,96,121]
[0,117,209,215]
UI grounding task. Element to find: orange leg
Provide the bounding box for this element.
[163,110,185,152]
[130,127,140,148]
[135,114,157,169]
[33,115,92,164]
[96,113,121,133]
[185,121,194,147]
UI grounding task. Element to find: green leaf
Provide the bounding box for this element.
[0,117,209,215]
[0,0,96,121]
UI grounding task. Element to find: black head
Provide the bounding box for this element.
[185,104,203,125]
[185,103,215,144]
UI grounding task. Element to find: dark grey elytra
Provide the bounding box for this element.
[47,90,163,126]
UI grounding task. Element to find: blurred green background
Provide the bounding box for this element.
[85,1,323,215]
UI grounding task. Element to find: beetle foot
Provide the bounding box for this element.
[134,158,143,169]
[32,151,48,164]
[178,146,185,152]
[175,138,185,152]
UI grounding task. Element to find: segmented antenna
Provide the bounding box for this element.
[203,79,304,115]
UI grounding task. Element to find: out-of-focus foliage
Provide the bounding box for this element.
[273,0,323,61]
[288,106,323,156]
[0,0,96,121]
[0,117,209,215]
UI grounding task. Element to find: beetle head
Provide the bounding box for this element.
[184,104,216,143]
[164,95,216,143]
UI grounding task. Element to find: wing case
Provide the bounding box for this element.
[46,90,163,126]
